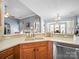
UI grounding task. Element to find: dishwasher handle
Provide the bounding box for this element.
[56,44,76,49]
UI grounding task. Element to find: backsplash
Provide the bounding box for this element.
[0,33,74,41]
[0,34,26,41]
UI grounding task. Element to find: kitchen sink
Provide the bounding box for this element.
[25,37,45,41]
[32,37,44,40]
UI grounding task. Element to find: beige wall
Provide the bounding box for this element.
[0,0,4,35]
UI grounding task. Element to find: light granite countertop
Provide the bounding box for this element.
[0,36,79,52]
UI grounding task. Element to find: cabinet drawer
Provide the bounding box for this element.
[0,47,14,59]
[5,55,14,59]
[20,41,48,49]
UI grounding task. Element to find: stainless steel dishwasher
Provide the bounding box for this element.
[53,42,79,59]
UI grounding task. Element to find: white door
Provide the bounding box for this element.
[54,24,60,33]
[60,24,65,34]
[55,24,60,31]
[49,24,54,33]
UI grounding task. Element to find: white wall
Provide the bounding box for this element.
[45,16,75,34]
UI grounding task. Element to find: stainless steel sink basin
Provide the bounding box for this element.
[25,37,44,41]
[32,38,44,40]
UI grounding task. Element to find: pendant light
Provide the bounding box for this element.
[55,14,61,23]
[4,0,10,18]
[55,14,61,20]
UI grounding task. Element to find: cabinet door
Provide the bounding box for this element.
[21,48,35,59]
[36,46,48,59]
[5,55,14,59]
[0,47,14,59]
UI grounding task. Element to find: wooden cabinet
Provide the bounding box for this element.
[35,46,48,59]
[0,41,53,59]
[21,46,48,59]
[5,55,14,59]
[0,47,14,59]
[22,48,35,59]
[14,41,53,59]
[19,42,49,59]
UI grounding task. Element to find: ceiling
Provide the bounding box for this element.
[6,0,79,19]
[19,0,79,19]
[7,0,36,19]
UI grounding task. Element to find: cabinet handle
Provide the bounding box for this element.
[33,49,35,51]
[37,49,39,51]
